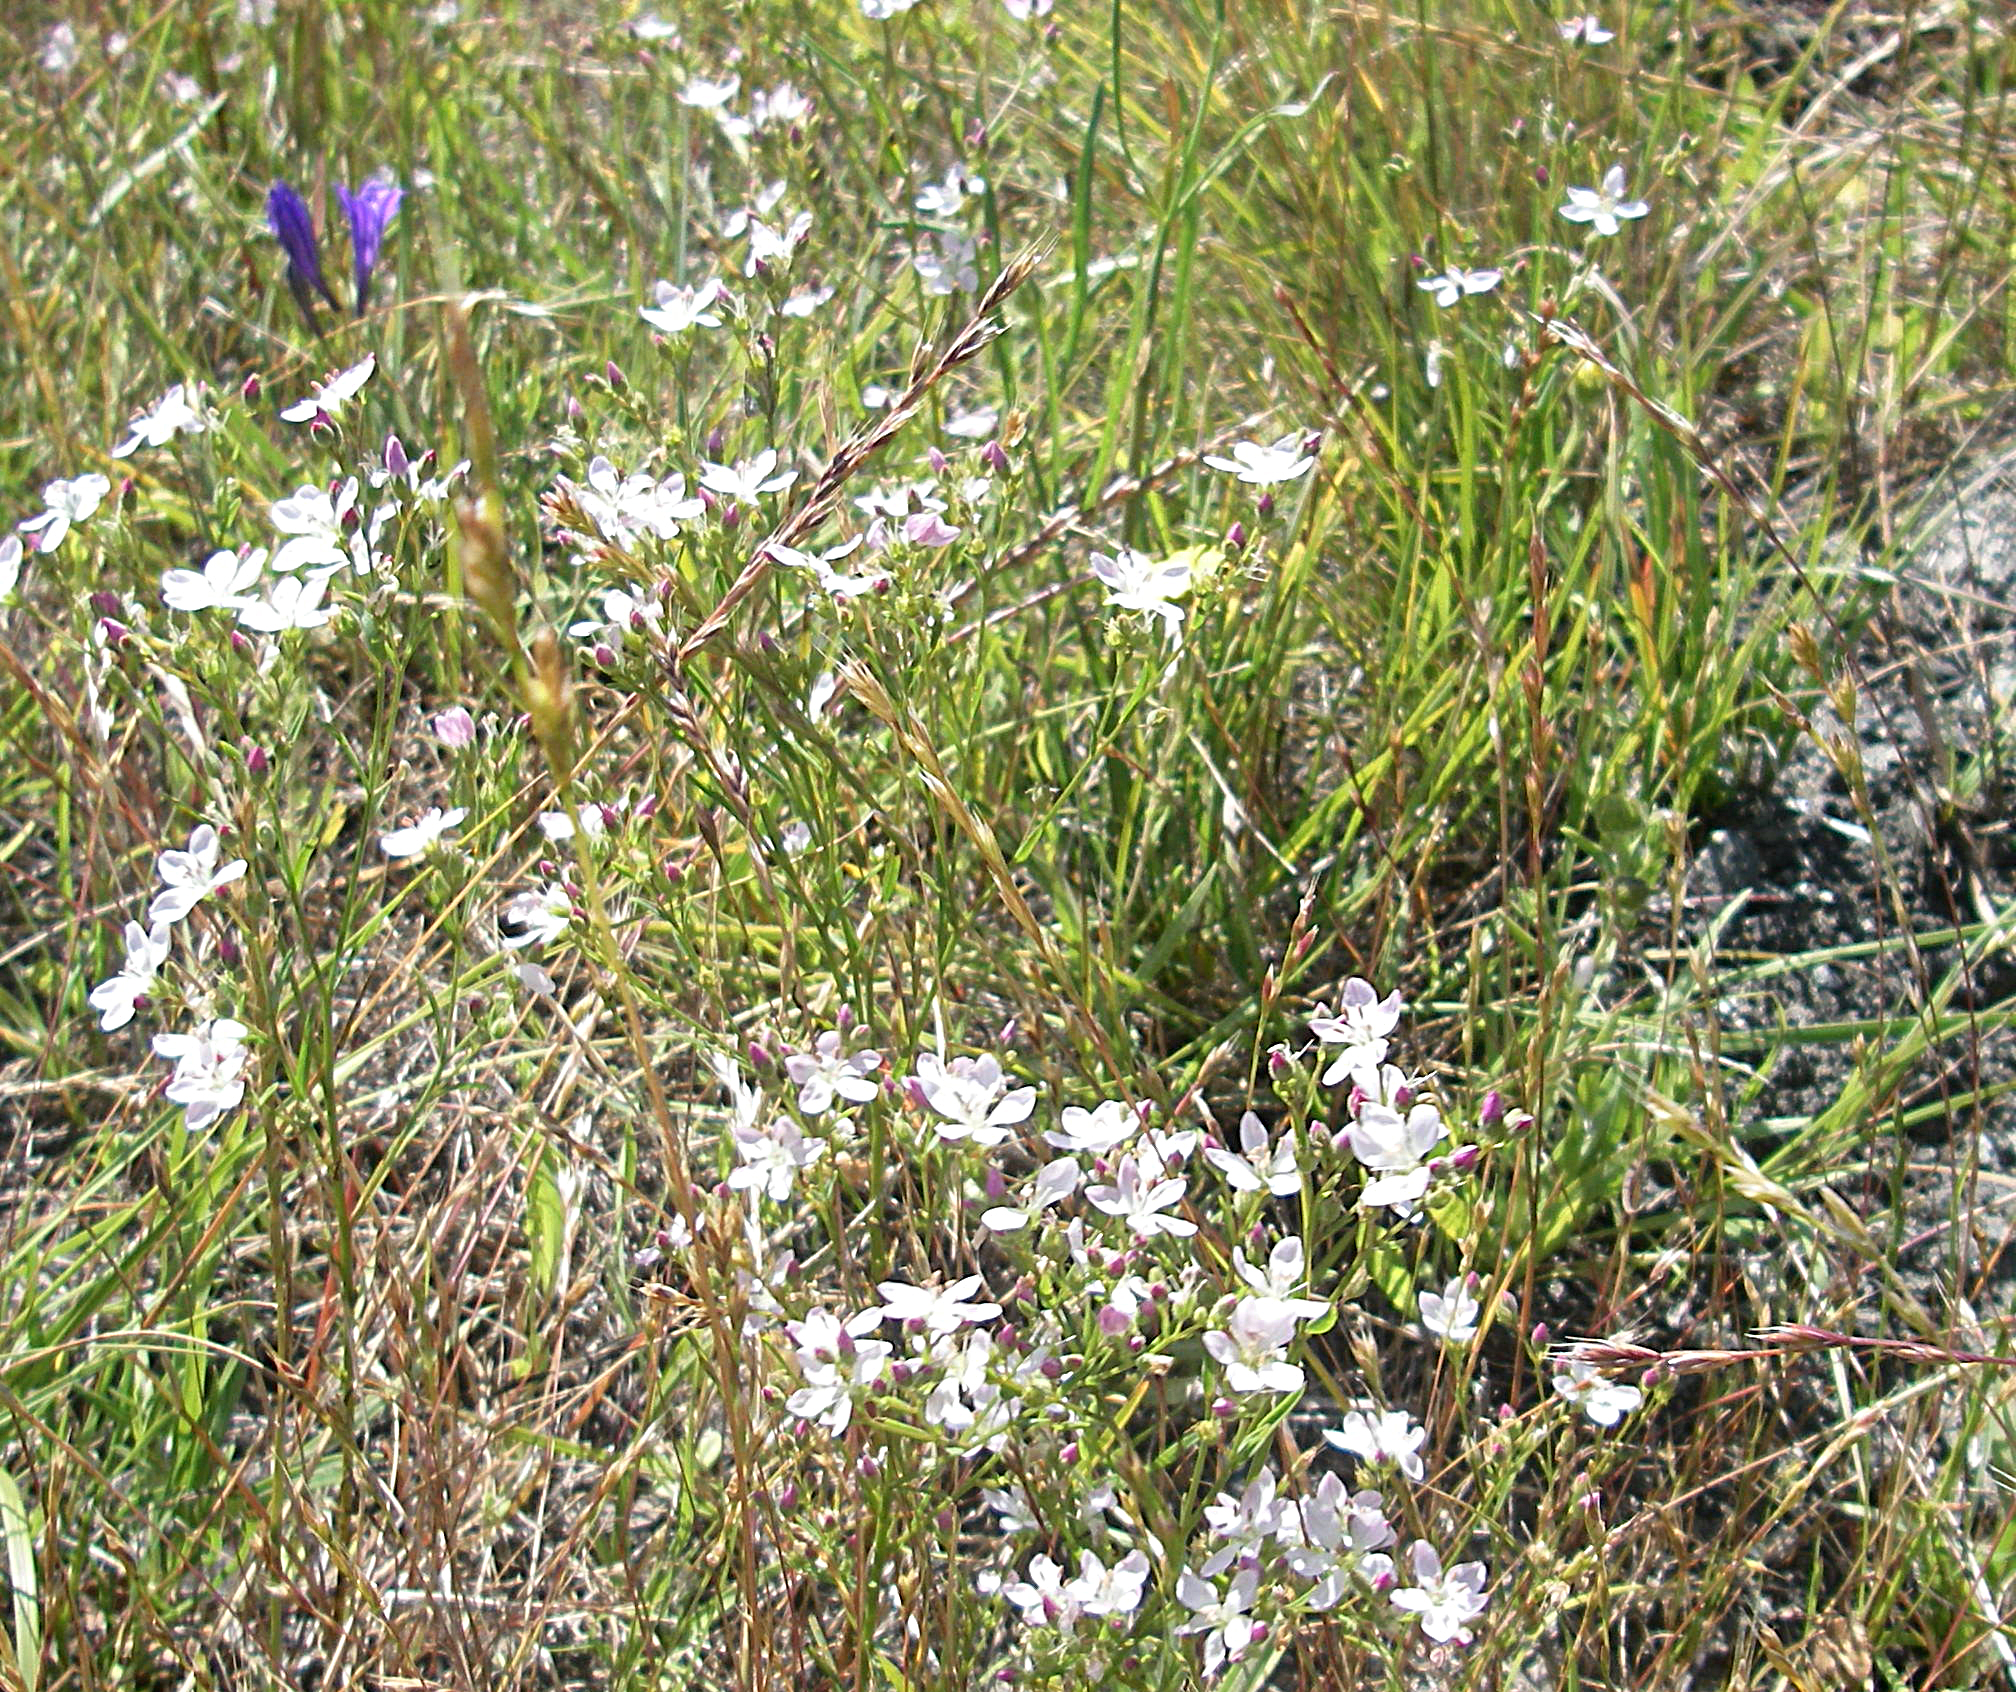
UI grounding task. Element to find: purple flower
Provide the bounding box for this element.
[336,178,402,314]
[266,181,336,322]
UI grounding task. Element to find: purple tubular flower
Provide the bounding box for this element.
[265,181,336,320]
[336,178,402,315]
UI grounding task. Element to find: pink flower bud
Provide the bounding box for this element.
[1531,1322,1550,1347]
[1479,1089,1505,1126]
[431,706,477,748]
[1097,1304,1131,1338]
[217,932,241,968]
[241,374,261,403]
[983,440,1010,473]
[90,590,121,617]
[604,359,625,390]
[245,743,270,776]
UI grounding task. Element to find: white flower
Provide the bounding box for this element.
[1389,1541,1489,1646]
[1200,1468,1293,1575]
[113,383,212,457]
[151,1017,251,1131]
[1091,546,1191,641]
[1232,1236,1328,1322]
[1420,1276,1481,1343]
[1308,977,1404,1085]
[19,473,112,555]
[783,1029,881,1115]
[861,0,923,17]
[698,449,798,504]
[88,919,172,1032]
[148,824,247,925]
[40,22,80,74]
[1001,1553,1080,1631]
[875,1273,1000,1334]
[980,1156,1080,1232]
[1085,1152,1196,1239]
[1001,0,1053,15]
[1288,1474,1397,1607]
[784,1306,891,1436]
[1323,1406,1427,1481]
[779,284,834,319]
[1205,1111,1301,1195]
[380,806,467,859]
[1417,266,1503,308]
[629,11,677,39]
[1046,1098,1138,1155]
[910,1052,1036,1147]
[1175,1567,1263,1676]
[1560,14,1615,44]
[743,211,812,274]
[501,882,573,949]
[570,584,664,651]
[1202,432,1316,486]
[1347,1097,1447,1211]
[728,1113,826,1202]
[279,353,376,424]
[1559,165,1649,237]
[1552,1356,1645,1426]
[751,83,812,128]
[912,230,979,295]
[0,535,21,600]
[1063,1548,1149,1617]
[162,548,266,613]
[236,572,334,633]
[269,479,389,575]
[640,278,725,334]
[678,74,738,109]
[1203,1296,1307,1395]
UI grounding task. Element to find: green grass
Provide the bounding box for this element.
[1,0,2015,1686]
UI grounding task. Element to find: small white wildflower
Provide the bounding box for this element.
[379,806,467,859]
[1559,165,1649,238]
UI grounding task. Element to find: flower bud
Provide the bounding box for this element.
[431,706,477,747]
[245,743,270,776]
[241,373,261,404]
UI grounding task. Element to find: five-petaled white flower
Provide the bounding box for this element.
[1559,14,1615,44]
[1086,1152,1196,1239]
[1232,1236,1329,1321]
[1559,165,1649,237]
[279,353,377,424]
[728,1113,826,1202]
[1203,1295,1308,1395]
[161,548,267,614]
[20,473,112,555]
[698,449,798,504]
[237,571,334,633]
[1419,1275,1482,1343]
[1045,1097,1138,1156]
[149,823,247,925]
[784,1306,890,1436]
[1389,1540,1489,1645]
[88,918,172,1032]
[501,881,573,949]
[1202,433,1316,486]
[784,1029,881,1115]
[1063,1548,1150,1617]
[151,1017,251,1131]
[980,1156,1080,1232]
[1205,1110,1302,1196]
[910,1051,1036,1147]
[875,1274,1001,1335]
[641,278,726,334]
[1552,1355,1645,1426]
[380,806,467,859]
[1175,1567,1264,1676]
[1347,1097,1448,1211]
[1324,1406,1428,1481]
[1417,266,1503,308]
[1091,546,1192,642]
[113,383,212,457]
[1309,977,1405,1085]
